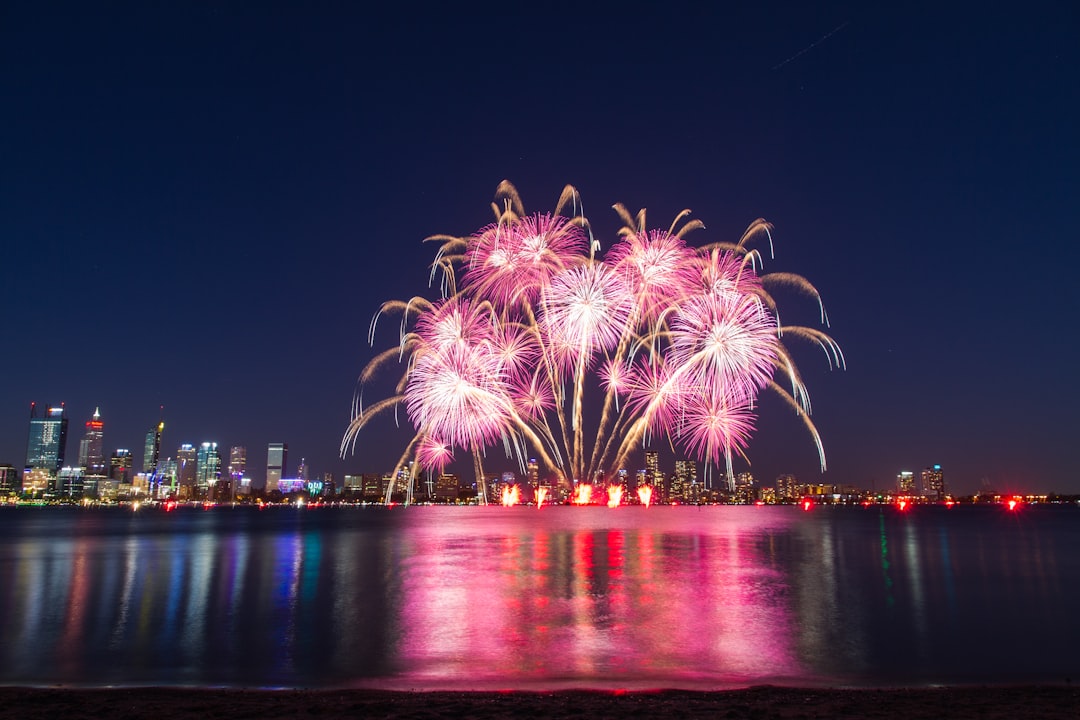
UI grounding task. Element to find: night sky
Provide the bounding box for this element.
[2,2,1077,495]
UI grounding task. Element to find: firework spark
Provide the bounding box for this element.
[343,182,841,501]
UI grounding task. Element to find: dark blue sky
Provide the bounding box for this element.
[2,2,1077,495]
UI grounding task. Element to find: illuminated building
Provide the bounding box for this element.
[196,442,220,495]
[57,466,85,498]
[143,421,164,474]
[296,457,309,482]
[176,444,197,497]
[110,449,133,484]
[922,464,945,499]
[734,471,756,504]
[78,408,105,475]
[0,465,19,495]
[434,473,459,502]
[266,442,287,493]
[229,446,247,482]
[897,471,915,494]
[25,403,68,479]
[775,474,797,502]
[644,451,663,500]
[673,460,697,503]
[157,458,178,497]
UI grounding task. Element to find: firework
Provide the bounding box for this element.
[342,181,841,502]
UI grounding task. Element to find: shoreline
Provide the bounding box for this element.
[0,685,1075,719]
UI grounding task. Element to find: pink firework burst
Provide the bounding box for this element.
[668,288,778,404]
[464,213,587,308]
[541,263,632,373]
[605,228,697,323]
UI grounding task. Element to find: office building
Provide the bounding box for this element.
[266,442,287,493]
[176,444,197,493]
[196,442,220,494]
[77,408,105,475]
[922,464,945,499]
[25,403,68,477]
[228,446,246,482]
[143,421,164,474]
[897,471,915,494]
[110,449,133,484]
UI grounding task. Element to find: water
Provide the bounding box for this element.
[0,504,1076,689]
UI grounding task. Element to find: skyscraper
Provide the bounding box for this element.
[25,403,68,477]
[110,449,133,484]
[644,451,662,498]
[196,442,220,494]
[176,444,197,489]
[78,408,105,475]
[229,446,246,482]
[143,421,164,474]
[922,464,945,499]
[266,442,287,493]
[897,471,915,494]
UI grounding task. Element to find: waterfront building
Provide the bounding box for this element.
[25,403,68,479]
[897,471,915,494]
[673,460,698,503]
[77,408,105,475]
[110,449,133,484]
[196,442,220,495]
[57,466,85,498]
[266,442,287,493]
[776,474,797,501]
[176,444,197,498]
[228,446,246,483]
[922,464,945,499]
[362,474,385,502]
[143,421,164,474]
[644,451,663,500]
[0,465,19,495]
[157,458,178,497]
[434,473,459,503]
[734,471,756,504]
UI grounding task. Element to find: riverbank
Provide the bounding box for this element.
[0,685,1075,719]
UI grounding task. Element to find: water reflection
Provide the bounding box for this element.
[0,504,1076,689]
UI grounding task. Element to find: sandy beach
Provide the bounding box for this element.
[0,685,1075,719]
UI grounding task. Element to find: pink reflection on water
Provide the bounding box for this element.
[392,507,804,690]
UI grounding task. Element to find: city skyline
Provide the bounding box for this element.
[2,4,1077,495]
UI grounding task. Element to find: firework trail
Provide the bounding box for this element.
[342,182,842,501]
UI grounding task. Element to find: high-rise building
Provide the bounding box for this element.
[644,451,663,500]
[897,471,915,494]
[25,403,68,477]
[143,421,164,474]
[775,474,797,501]
[297,457,309,482]
[229,446,247,482]
[78,408,105,474]
[734,471,756,503]
[110,449,133,484]
[922,464,945,499]
[176,444,197,490]
[0,465,20,495]
[673,460,697,503]
[196,442,220,494]
[266,442,287,493]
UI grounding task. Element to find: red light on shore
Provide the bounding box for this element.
[897,499,908,511]
[802,499,813,511]
[945,500,955,508]
[1007,498,1019,511]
